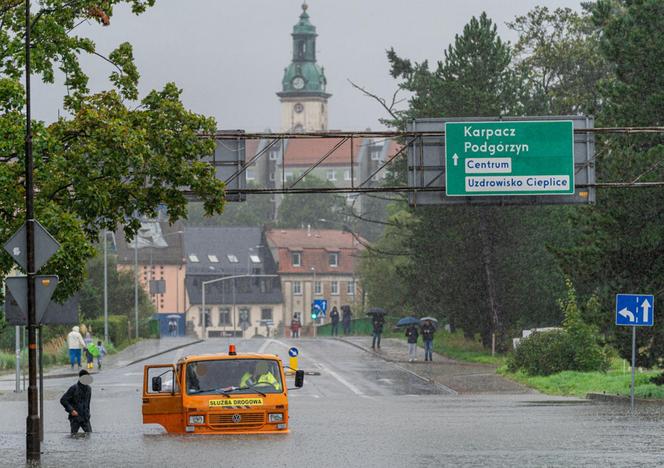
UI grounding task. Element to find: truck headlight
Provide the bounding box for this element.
[188,415,205,425]
[268,413,284,423]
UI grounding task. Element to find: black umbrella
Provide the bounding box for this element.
[366,307,387,316]
[396,316,420,327]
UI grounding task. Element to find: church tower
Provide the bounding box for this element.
[278,3,331,132]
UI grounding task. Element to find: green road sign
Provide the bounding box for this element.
[445,120,574,196]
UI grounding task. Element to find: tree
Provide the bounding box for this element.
[277,175,346,229]
[555,0,664,367]
[0,2,225,300]
[508,6,612,116]
[78,250,154,321]
[186,182,274,227]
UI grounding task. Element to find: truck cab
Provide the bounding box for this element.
[142,345,304,434]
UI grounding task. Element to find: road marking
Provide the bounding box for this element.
[392,362,458,395]
[315,362,366,397]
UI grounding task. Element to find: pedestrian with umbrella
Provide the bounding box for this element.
[395,317,421,361]
[367,308,387,349]
[420,317,438,361]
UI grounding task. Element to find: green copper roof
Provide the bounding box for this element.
[293,4,316,35]
[278,3,330,97]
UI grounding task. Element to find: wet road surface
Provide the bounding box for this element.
[1,338,663,467]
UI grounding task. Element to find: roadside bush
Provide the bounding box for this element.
[508,280,610,376]
[87,315,129,347]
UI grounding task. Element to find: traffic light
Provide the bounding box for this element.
[311,307,318,320]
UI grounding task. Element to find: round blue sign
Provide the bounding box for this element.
[288,347,299,357]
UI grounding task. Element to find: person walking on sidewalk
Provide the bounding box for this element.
[371,314,385,349]
[60,369,93,434]
[342,305,352,335]
[421,320,436,361]
[291,313,301,338]
[405,324,419,362]
[67,326,87,369]
[330,306,340,336]
[96,341,107,370]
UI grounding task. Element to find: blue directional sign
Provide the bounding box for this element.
[313,299,328,317]
[288,347,299,357]
[616,294,654,326]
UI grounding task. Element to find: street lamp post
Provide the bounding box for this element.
[311,266,317,338]
[202,274,278,339]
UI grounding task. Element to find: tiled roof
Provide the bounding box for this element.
[282,138,363,167]
[183,227,274,275]
[266,229,364,275]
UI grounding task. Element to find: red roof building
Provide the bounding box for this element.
[266,228,366,335]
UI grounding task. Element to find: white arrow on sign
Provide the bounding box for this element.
[618,307,635,322]
[642,299,651,323]
[452,153,459,166]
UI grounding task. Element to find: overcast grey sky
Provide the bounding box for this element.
[33,0,585,130]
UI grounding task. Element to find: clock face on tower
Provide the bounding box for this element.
[292,76,305,90]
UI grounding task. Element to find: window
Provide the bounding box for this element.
[347,281,355,295]
[199,308,211,327]
[285,171,293,180]
[331,281,339,295]
[219,308,230,326]
[371,150,382,161]
[239,308,251,326]
[188,254,199,263]
[250,254,261,264]
[261,308,273,321]
[314,281,322,295]
[269,172,276,182]
[291,252,301,267]
[344,170,351,181]
[329,252,339,267]
[227,254,239,263]
[293,281,302,295]
[269,151,280,161]
[326,170,336,181]
[208,255,219,263]
[246,169,255,181]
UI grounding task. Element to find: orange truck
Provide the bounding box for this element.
[142,344,304,434]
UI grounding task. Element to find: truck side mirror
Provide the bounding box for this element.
[152,376,162,392]
[294,370,304,388]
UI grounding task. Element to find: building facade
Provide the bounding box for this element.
[266,228,364,335]
[115,221,187,336]
[183,227,283,339]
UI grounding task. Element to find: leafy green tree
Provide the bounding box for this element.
[508,6,612,116]
[556,0,664,367]
[78,250,154,321]
[0,1,225,300]
[277,175,346,229]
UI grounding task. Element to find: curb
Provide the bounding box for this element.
[124,339,204,366]
[586,392,664,405]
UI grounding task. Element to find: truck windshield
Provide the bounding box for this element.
[186,359,283,395]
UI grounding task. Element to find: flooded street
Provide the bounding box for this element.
[1,338,663,467]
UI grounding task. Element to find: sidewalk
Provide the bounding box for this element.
[0,336,201,382]
[339,336,532,394]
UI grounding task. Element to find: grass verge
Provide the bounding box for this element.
[499,359,664,398]
[383,329,506,366]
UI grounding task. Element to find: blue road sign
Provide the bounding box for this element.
[313,299,328,317]
[288,347,299,357]
[616,294,654,326]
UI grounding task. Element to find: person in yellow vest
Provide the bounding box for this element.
[240,361,281,391]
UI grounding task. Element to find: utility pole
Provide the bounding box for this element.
[24,0,40,461]
[134,239,139,340]
[103,229,109,343]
